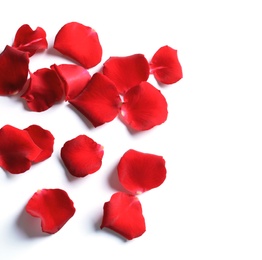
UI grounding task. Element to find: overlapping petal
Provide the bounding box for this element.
[26,188,76,234]
[100,192,146,240]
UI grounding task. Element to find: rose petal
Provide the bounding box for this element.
[21,68,64,112]
[26,188,75,234]
[100,192,146,240]
[69,73,121,127]
[0,45,29,95]
[103,54,149,94]
[117,149,166,194]
[24,125,54,163]
[120,81,168,131]
[0,125,42,174]
[53,22,102,69]
[12,24,48,57]
[149,45,183,84]
[60,135,104,177]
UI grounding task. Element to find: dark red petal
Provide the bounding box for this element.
[24,125,54,163]
[0,125,42,174]
[103,54,149,94]
[120,81,168,131]
[12,24,48,57]
[0,45,29,95]
[50,63,91,101]
[60,135,104,177]
[69,73,121,127]
[100,192,145,240]
[149,45,183,84]
[21,68,64,112]
[26,189,75,234]
[117,149,166,194]
[53,22,102,69]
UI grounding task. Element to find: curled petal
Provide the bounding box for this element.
[54,22,102,69]
[12,24,48,57]
[103,54,149,94]
[149,45,183,84]
[117,149,166,194]
[60,135,104,177]
[26,189,76,234]
[100,192,146,240]
[120,81,168,131]
[0,45,29,95]
[69,73,121,127]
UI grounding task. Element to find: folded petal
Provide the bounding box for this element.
[60,135,104,177]
[149,45,183,84]
[117,149,166,194]
[54,22,102,69]
[120,81,168,131]
[26,188,76,234]
[100,192,146,240]
[103,54,149,94]
[0,45,29,95]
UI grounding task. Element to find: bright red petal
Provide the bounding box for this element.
[12,24,48,57]
[53,22,102,69]
[117,149,166,194]
[0,125,42,174]
[103,54,149,94]
[120,81,168,131]
[69,73,121,127]
[21,68,64,112]
[26,189,76,234]
[149,45,183,84]
[50,63,91,101]
[24,125,54,163]
[60,135,104,177]
[0,45,29,95]
[100,192,146,240]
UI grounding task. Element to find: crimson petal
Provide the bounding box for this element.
[149,45,183,84]
[0,45,29,95]
[69,73,121,127]
[26,188,75,234]
[117,149,166,194]
[100,192,146,240]
[120,81,168,131]
[54,22,102,69]
[60,135,104,177]
[103,54,149,94]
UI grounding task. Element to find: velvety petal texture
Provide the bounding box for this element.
[61,135,104,177]
[54,22,102,69]
[117,149,166,194]
[100,192,146,240]
[120,81,168,131]
[26,188,76,234]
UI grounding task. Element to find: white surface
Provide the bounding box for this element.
[1,0,262,259]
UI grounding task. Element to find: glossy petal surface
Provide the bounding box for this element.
[100,192,146,240]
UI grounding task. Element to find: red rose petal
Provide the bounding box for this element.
[120,81,168,131]
[53,22,102,69]
[12,24,48,57]
[149,45,183,84]
[60,135,104,177]
[24,125,54,163]
[26,188,76,234]
[100,192,146,240]
[69,73,121,127]
[0,45,29,95]
[0,125,42,174]
[117,149,166,194]
[103,54,149,94]
[50,63,91,101]
[21,68,64,112]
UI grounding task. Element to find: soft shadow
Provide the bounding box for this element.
[58,155,81,182]
[107,163,127,193]
[46,47,78,64]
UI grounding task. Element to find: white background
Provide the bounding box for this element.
[1,0,262,259]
